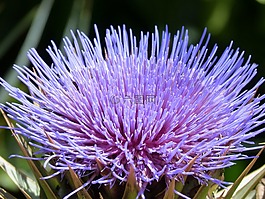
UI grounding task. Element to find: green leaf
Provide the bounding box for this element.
[232,164,265,199]
[0,187,18,199]
[60,0,93,42]
[122,166,139,199]
[245,190,256,199]
[0,0,55,104]
[0,109,59,199]
[0,156,39,199]
[175,155,198,198]
[67,165,93,199]
[0,5,36,60]
[163,179,175,199]
[193,169,224,199]
[222,145,265,199]
[15,0,54,66]
[256,0,265,5]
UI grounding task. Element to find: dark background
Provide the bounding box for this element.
[0,0,265,197]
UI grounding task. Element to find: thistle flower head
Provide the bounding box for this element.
[1,25,265,198]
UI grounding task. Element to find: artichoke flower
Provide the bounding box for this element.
[0,25,265,199]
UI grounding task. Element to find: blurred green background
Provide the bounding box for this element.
[0,0,265,197]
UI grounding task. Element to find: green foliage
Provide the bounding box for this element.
[0,156,39,199]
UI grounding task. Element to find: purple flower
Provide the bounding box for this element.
[1,25,265,198]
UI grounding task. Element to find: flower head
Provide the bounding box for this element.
[1,25,265,198]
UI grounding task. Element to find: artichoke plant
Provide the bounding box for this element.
[0,25,265,199]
